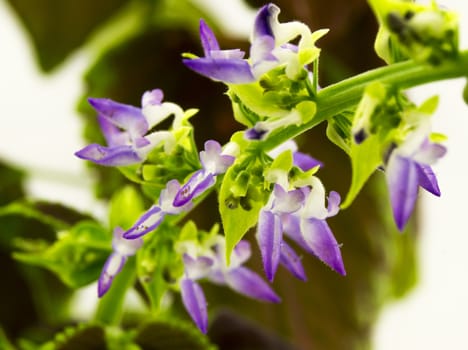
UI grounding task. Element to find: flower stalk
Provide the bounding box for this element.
[259,49,468,152]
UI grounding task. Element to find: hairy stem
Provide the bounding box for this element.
[260,50,468,151]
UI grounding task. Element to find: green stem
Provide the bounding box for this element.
[94,257,137,325]
[260,50,468,151]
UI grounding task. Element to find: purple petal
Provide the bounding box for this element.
[98,253,125,297]
[200,140,235,174]
[386,154,419,231]
[281,213,313,254]
[180,279,208,333]
[250,35,277,65]
[245,127,267,140]
[74,144,142,166]
[300,218,346,275]
[280,241,307,281]
[183,254,214,280]
[123,206,164,239]
[293,152,323,171]
[173,170,215,207]
[272,185,305,214]
[88,98,148,139]
[231,240,252,266]
[253,4,275,38]
[141,89,163,107]
[199,19,220,56]
[112,227,143,255]
[183,57,255,84]
[414,139,447,164]
[159,179,192,214]
[97,115,129,146]
[327,191,341,217]
[226,266,280,303]
[256,209,282,281]
[416,163,441,196]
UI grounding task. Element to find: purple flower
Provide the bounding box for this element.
[257,177,345,281]
[173,140,235,207]
[179,238,279,333]
[98,227,143,297]
[123,180,192,239]
[183,4,325,84]
[256,185,307,281]
[385,130,446,231]
[75,89,181,166]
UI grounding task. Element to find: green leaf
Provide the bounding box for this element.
[418,95,439,115]
[13,221,110,288]
[109,186,145,230]
[0,200,92,232]
[38,323,106,350]
[134,319,215,350]
[219,165,265,262]
[0,328,15,350]
[0,161,25,206]
[341,134,384,208]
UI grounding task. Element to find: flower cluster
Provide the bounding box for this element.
[183,3,327,84]
[72,1,453,334]
[75,89,189,166]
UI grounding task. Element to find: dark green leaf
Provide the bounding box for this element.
[0,160,25,206]
[134,319,215,350]
[38,324,106,350]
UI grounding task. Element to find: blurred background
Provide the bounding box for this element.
[0,0,467,349]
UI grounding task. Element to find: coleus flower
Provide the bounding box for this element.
[183,3,328,84]
[123,180,191,239]
[179,237,280,333]
[173,140,236,206]
[98,227,143,297]
[385,124,446,231]
[75,89,186,166]
[257,144,345,281]
[257,180,345,282]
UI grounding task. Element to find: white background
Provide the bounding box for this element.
[0,1,467,349]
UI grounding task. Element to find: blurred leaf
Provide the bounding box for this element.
[0,200,93,232]
[0,160,25,205]
[6,0,129,71]
[134,319,215,350]
[14,221,110,288]
[0,328,16,350]
[36,324,106,350]
[109,185,145,230]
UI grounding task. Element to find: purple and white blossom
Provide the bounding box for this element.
[285,178,345,276]
[257,169,345,281]
[256,185,307,281]
[123,180,192,239]
[179,238,279,333]
[183,4,327,84]
[75,89,185,166]
[98,227,143,297]
[173,140,235,207]
[385,125,447,231]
